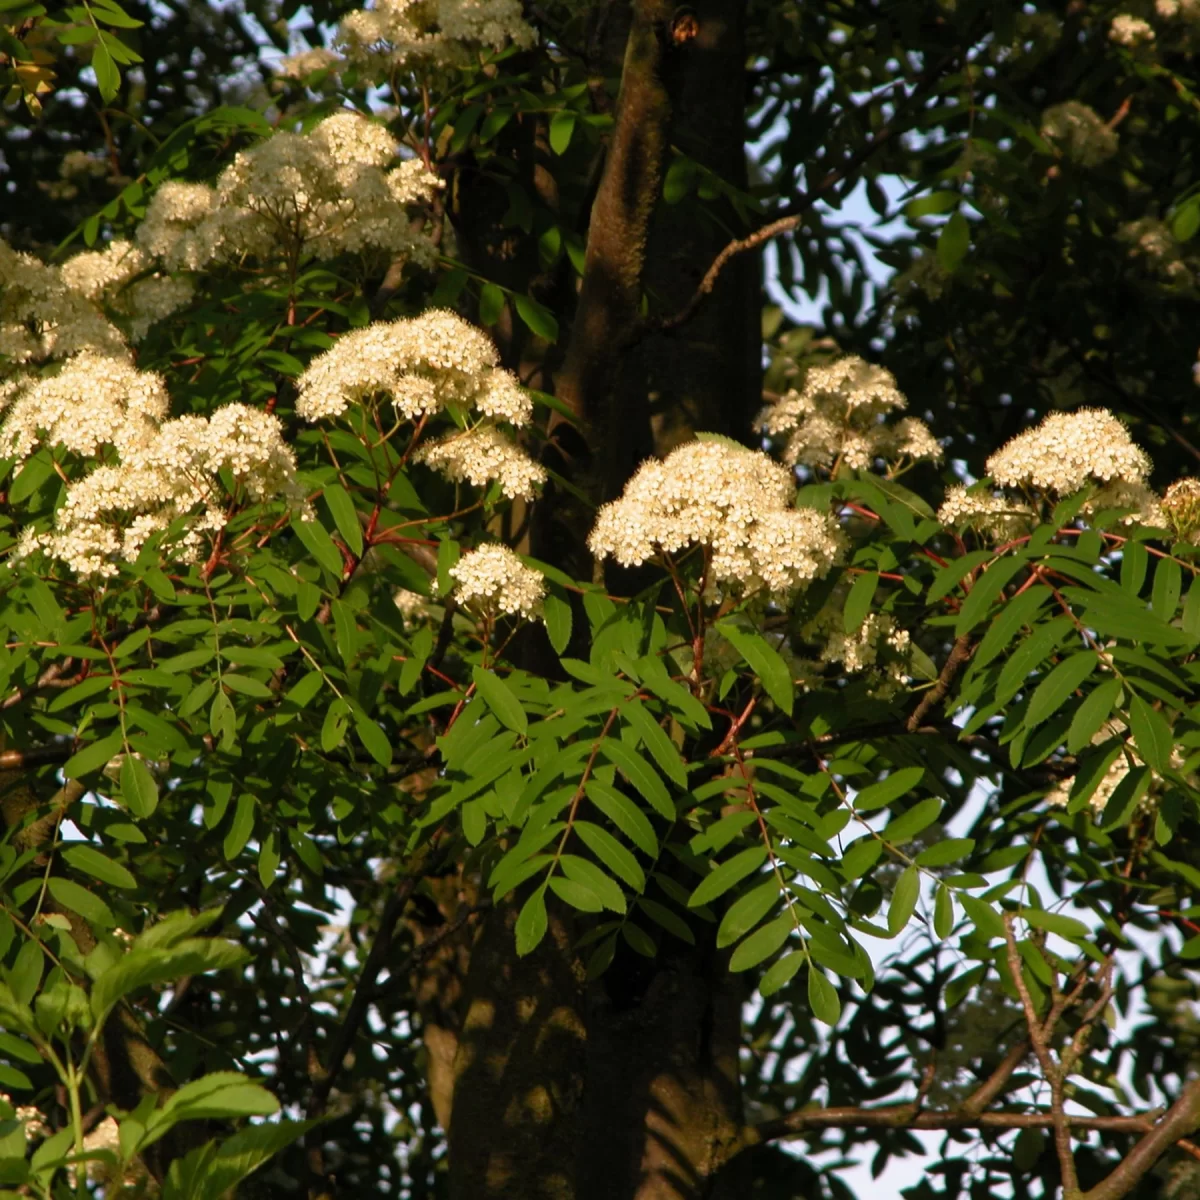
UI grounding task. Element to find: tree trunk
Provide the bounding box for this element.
[443,4,760,1196]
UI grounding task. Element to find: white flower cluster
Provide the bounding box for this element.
[1110,13,1155,43]
[940,409,1164,540]
[276,45,344,79]
[0,237,188,368]
[5,358,304,577]
[1040,101,1119,167]
[588,439,845,596]
[1046,717,1182,818]
[444,542,545,620]
[0,350,169,459]
[0,240,127,364]
[416,425,544,500]
[1163,477,1200,541]
[986,408,1151,494]
[59,239,194,341]
[755,355,941,473]
[337,0,535,77]
[297,309,543,500]
[1157,0,1200,19]
[937,485,1035,541]
[136,111,442,271]
[1118,217,1194,285]
[817,610,913,698]
[0,1094,48,1142]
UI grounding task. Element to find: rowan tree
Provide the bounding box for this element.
[3,1,1200,1199]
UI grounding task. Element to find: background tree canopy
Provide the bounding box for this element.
[4,1,1200,1199]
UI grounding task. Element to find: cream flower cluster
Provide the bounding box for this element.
[136,111,442,271]
[1118,218,1194,285]
[1040,101,1119,167]
[336,0,535,77]
[985,408,1151,495]
[276,46,344,79]
[1163,477,1200,542]
[755,355,941,472]
[297,310,542,500]
[937,485,1035,541]
[444,543,545,620]
[815,609,913,698]
[415,425,544,500]
[0,351,169,459]
[59,239,194,341]
[0,240,127,364]
[588,439,844,596]
[1110,13,1155,43]
[1046,718,1182,818]
[6,358,304,577]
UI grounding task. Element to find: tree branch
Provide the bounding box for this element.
[1081,1080,1200,1200]
[658,41,970,332]
[906,632,974,732]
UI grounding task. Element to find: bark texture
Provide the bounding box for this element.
[444,3,761,1196]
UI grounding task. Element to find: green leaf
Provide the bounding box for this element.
[622,700,687,788]
[688,847,767,908]
[478,282,505,326]
[91,937,249,1022]
[1067,678,1122,755]
[323,484,363,558]
[46,877,114,928]
[321,697,350,752]
[257,832,280,889]
[62,845,136,890]
[472,667,528,734]
[585,780,659,856]
[176,1119,317,1200]
[120,754,159,819]
[354,717,393,766]
[955,558,1025,635]
[1152,556,1182,621]
[292,517,344,577]
[574,821,645,891]
[222,793,254,861]
[807,966,842,1024]
[714,622,793,715]
[548,876,604,913]
[1025,652,1098,728]
[915,838,974,867]
[716,879,779,949]
[560,855,626,912]
[543,588,573,655]
[92,41,120,101]
[63,732,123,781]
[841,837,883,879]
[549,109,575,154]
[1130,694,1173,773]
[730,914,792,972]
[887,865,919,935]
[973,588,1050,671]
[936,210,970,273]
[513,294,559,341]
[883,798,943,845]
[601,738,674,820]
[1024,908,1090,941]
[853,767,924,812]
[933,885,955,939]
[759,950,804,997]
[843,571,878,633]
[960,893,1005,940]
[515,888,548,956]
